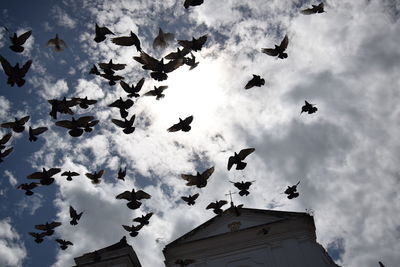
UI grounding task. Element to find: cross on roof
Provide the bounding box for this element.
[225,190,236,207]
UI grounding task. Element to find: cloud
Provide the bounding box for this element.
[0,218,27,267]
[51,6,77,29]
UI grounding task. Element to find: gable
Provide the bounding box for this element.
[169,208,308,246]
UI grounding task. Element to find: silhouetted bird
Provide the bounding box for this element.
[143,86,169,100]
[85,170,104,184]
[47,34,67,51]
[100,72,124,86]
[184,0,204,8]
[284,181,300,199]
[112,114,136,134]
[7,30,32,53]
[181,193,199,205]
[167,115,193,132]
[17,182,39,195]
[99,59,126,75]
[261,35,289,59]
[379,261,385,267]
[181,166,215,188]
[301,3,325,15]
[164,48,190,60]
[112,31,141,51]
[55,116,97,137]
[94,24,114,43]
[89,64,101,75]
[206,200,228,214]
[0,55,32,87]
[134,52,184,81]
[55,239,73,250]
[184,53,199,70]
[178,35,207,51]
[120,78,144,98]
[227,148,255,170]
[133,212,153,226]
[116,188,151,210]
[1,116,30,133]
[48,97,79,119]
[0,147,13,163]
[153,28,174,49]
[61,171,79,181]
[245,75,265,89]
[29,232,47,243]
[109,97,134,118]
[230,180,255,196]
[69,206,83,225]
[82,119,99,133]
[117,167,126,181]
[27,168,61,185]
[73,97,97,109]
[0,132,12,150]
[35,221,62,236]
[230,203,244,216]
[122,224,143,237]
[301,101,318,114]
[175,259,196,266]
[28,126,48,142]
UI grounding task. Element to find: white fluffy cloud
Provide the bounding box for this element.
[0,218,27,267]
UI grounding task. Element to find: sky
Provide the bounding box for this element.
[0,0,399,266]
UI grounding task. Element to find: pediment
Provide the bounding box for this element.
[170,208,307,246]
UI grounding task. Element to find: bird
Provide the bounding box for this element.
[47,34,67,51]
[85,170,105,184]
[206,200,228,214]
[184,53,199,70]
[230,180,255,196]
[245,75,265,89]
[301,101,318,114]
[17,182,40,195]
[0,55,32,87]
[73,97,97,109]
[61,171,79,181]
[29,232,47,243]
[34,221,62,236]
[98,59,127,75]
[27,168,61,185]
[1,116,30,133]
[55,116,97,137]
[94,23,114,43]
[284,181,300,199]
[0,132,12,150]
[116,188,151,210]
[48,97,79,119]
[108,97,134,119]
[227,148,255,171]
[122,224,143,237]
[112,31,141,51]
[184,0,204,9]
[69,206,83,225]
[153,28,174,49]
[117,167,126,181]
[55,239,73,250]
[301,3,325,15]
[167,115,193,132]
[134,52,184,81]
[100,72,124,86]
[111,115,136,135]
[133,212,153,226]
[181,193,199,206]
[261,35,289,59]
[89,64,100,75]
[178,35,207,51]
[7,29,32,53]
[0,147,13,163]
[230,203,244,216]
[164,48,190,60]
[82,119,99,133]
[175,259,196,266]
[143,86,169,100]
[28,126,48,142]
[120,78,144,98]
[181,166,215,188]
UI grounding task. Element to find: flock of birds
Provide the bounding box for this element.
[1,2,387,267]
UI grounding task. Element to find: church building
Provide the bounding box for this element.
[163,206,340,267]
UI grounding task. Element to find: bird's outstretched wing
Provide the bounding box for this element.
[135,190,151,200]
[237,148,255,160]
[261,48,278,56]
[116,191,132,200]
[0,55,13,76]
[15,30,32,45]
[279,35,289,51]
